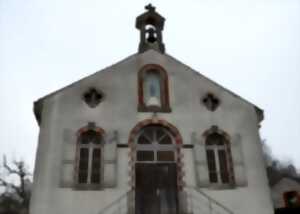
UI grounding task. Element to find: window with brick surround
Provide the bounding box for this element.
[76,128,103,188]
[205,132,233,184]
[138,64,171,112]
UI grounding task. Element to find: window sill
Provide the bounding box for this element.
[72,184,103,191]
[138,105,171,113]
[204,183,236,190]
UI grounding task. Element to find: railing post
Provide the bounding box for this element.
[209,199,212,214]
[190,191,194,214]
[128,190,134,214]
[118,198,121,214]
[185,186,234,214]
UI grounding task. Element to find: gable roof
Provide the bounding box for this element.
[267,166,300,187]
[33,53,138,125]
[164,52,264,121]
[33,50,264,126]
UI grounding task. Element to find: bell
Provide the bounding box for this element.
[147,28,157,43]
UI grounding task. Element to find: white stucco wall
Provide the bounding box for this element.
[30,50,273,214]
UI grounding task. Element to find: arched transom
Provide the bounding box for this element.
[135,125,177,162]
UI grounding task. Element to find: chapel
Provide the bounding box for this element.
[30,5,274,214]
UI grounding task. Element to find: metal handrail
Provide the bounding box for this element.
[97,186,233,214]
[98,190,133,214]
[184,186,234,214]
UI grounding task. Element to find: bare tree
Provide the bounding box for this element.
[262,140,300,186]
[0,156,32,214]
[261,139,273,167]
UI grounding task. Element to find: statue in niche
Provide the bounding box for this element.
[143,70,161,107]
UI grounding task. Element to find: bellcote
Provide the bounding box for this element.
[136,4,165,54]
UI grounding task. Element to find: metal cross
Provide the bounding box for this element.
[145,4,156,12]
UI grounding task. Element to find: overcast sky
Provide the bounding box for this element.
[1,0,300,172]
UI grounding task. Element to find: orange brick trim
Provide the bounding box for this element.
[76,122,106,137]
[128,119,184,190]
[137,64,171,113]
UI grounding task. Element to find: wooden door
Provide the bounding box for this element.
[135,163,178,214]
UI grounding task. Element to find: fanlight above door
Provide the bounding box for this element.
[135,125,176,162]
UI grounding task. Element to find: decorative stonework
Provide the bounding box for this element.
[83,88,103,108]
[202,93,220,111]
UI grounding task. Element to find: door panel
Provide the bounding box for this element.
[136,164,159,214]
[135,163,178,214]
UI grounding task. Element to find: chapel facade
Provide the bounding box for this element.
[30,5,274,214]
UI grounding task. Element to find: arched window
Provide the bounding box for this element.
[76,129,103,186]
[135,125,176,162]
[143,70,161,106]
[138,65,171,112]
[205,132,233,184]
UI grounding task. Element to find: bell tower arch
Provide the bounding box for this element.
[136,4,166,53]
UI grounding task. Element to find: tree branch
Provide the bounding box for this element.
[3,156,19,175]
[0,177,20,194]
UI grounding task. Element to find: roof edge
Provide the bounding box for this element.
[35,53,138,103]
[32,53,138,125]
[33,99,43,126]
[164,52,265,124]
[33,49,265,125]
[255,106,264,124]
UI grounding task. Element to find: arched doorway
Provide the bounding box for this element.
[129,120,183,214]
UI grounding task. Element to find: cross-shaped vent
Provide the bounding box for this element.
[83,88,103,108]
[202,93,220,111]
